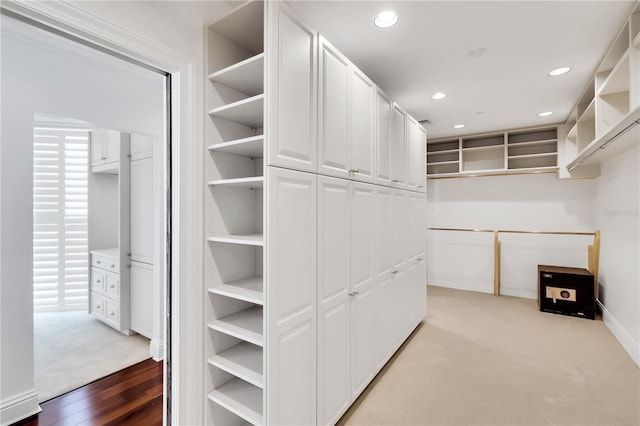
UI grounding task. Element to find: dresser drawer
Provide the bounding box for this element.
[91,269,106,292]
[92,255,119,272]
[91,293,106,318]
[104,299,120,325]
[105,272,120,298]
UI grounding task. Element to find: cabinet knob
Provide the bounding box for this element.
[96,279,101,283]
[110,264,116,268]
[391,270,399,274]
[349,169,360,174]
[110,284,115,288]
[96,260,101,264]
[96,304,101,309]
[392,179,400,183]
[109,311,115,316]
[348,291,360,297]
[417,257,423,261]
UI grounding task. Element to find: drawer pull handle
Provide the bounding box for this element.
[110,284,115,288]
[110,264,116,268]
[392,179,400,183]
[417,257,423,261]
[96,260,101,264]
[96,279,101,283]
[348,291,360,297]
[109,311,115,316]
[349,169,360,174]
[391,270,399,274]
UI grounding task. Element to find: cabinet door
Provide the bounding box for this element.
[91,129,105,166]
[130,260,153,339]
[406,116,427,192]
[408,193,427,260]
[415,257,427,324]
[266,167,317,426]
[375,89,393,186]
[349,68,375,183]
[350,182,375,397]
[374,186,393,367]
[267,3,318,173]
[391,104,407,189]
[130,133,154,161]
[317,175,350,425]
[103,129,121,165]
[391,190,409,271]
[318,37,350,179]
[130,158,154,263]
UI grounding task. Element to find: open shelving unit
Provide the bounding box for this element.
[205,1,266,425]
[560,3,640,177]
[427,126,558,178]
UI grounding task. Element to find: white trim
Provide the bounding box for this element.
[428,280,494,295]
[1,2,205,425]
[597,300,640,367]
[0,390,41,426]
[500,287,537,299]
[150,338,165,362]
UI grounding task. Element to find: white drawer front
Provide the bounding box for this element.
[92,255,119,272]
[91,269,105,292]
[91,293,105,317]
[104,299,120,325]
[105,272,120,298]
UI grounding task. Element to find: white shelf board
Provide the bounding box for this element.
[568,107,640,169]
[208,378,263,426]
[208,177,264,188]
[578,98,597,122]
[462,145,504,152]
[208,306,264,346]
[208,135,264,157]
[507,138,557,147]
[209,276,264,305]
[209,94,264,128]
[460,168,506,175]
[427,160,459,166]
[427,172,460,179]
[507,166,558,173]
[634,31,640,48]
[209,53,264,96]
[208,234,264,247]
[508,152,557,159]
[427,149,459,155]
[209,342,264,388]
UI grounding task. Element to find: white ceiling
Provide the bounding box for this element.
[289,1,637,139]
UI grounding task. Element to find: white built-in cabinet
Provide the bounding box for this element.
[91,128,121,173]
[204,2,426,425]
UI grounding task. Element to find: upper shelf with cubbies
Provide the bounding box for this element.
[428,126,558,178]
[560,4,640,177]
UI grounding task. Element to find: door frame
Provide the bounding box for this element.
[0,2,204,425]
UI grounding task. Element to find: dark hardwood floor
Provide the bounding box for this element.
[15,358,163,426]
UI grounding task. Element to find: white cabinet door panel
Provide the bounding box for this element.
[130,133,154,161]
[391,104,407,189]
[376,90,392,186]
[349,69,375,183]
[267,166,317,426]
[130,157,153,263]
[391,190,409,270]
[318,38,350,179]
[351,282,375,398]
[268,4,317,173]
[130,260,153,339]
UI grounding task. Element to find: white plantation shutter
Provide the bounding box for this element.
[33,128,90,312]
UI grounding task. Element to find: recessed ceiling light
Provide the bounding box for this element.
[538,111,553,117]
[431,92,447,100]
[548,67,571,76]
[453,124,465,129]
[374,11,398,28]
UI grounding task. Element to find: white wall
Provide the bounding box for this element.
[594,146,640,366]
[427,173,597,298]
[0,15,163,425]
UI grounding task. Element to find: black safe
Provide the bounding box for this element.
[538,265,595,320]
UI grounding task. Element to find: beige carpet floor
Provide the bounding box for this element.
[34,310,150,402]
[339,286,640,426]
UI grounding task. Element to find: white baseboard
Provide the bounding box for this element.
[597,300,640,368]
[428,279,493,295]
[150,338,165,361]
[500,287,537,299]
[0,390,41,426]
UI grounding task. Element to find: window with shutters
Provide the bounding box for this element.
[33,127,90,312]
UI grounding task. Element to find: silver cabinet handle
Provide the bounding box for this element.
[110,264,116,268]
[349,169,360,174]
[417,257,423,261]
[96,260,101,264]
[348,291,360,297]
[392,179,400,183]
[391,270,399,274]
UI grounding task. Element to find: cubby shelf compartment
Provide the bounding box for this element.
[208,306,264,347]
[208,94,264,128]
[209,53,264,96]
[208,234,264,246]
[598,51,630,96]
[208,135,264,157]
[208,342,264,388]
[208,378,263,426]
[208,177,264,188]
[209,276,264,305]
